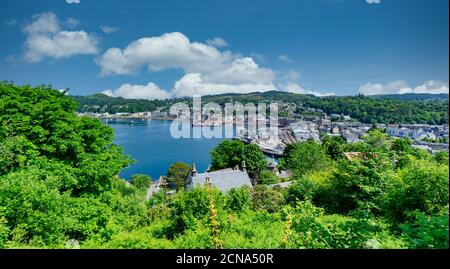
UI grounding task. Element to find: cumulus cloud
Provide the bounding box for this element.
[172,73,276,97]
[202,57,275,85]
[278,54,291,63]
[97,32,235,75]
[23,12,98,62]
[66,0,80,4]
[100,25,119,34]
[366,0,381,4]
[206,37,228,47]
[97,32,279,97]
[279,82,335,97]
[103,82,172,100]
[359,80,449,95]
[97,32,334,98]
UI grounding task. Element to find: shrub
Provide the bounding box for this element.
[226,187,252,212]
[252,185,285,213]
[130,174,152,190]
[400,209,449,249]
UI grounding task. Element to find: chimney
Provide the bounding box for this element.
[242,160,247,172]
[192,162,197,177]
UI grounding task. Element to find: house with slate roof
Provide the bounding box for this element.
[185,162,253,192]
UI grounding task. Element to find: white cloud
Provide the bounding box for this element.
[103,82,172,100]
[359,80,449,95]
[97,32,333,99]
[279,82,335,97]
[97,32,279,97]
[206,37,228,48]
[172,73,276,97]
[366,0,381,4]
[24,12,60,34]
[97,32,235,76]
[23,12,98,62]
[100,25,119,34]
[278,54,291,63]
[202,57,275,85]
[66,0,80,4]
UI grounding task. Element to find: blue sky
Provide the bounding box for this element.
[0,0,448,98]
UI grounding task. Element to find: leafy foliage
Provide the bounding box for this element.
[210,140,267,178]
[0,82,447,249]
[281,140,331,176]
[130,174,151,190]
[166,162,191,191]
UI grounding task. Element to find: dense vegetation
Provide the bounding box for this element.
[72,93,178,114]
[0,82,448,249]
[210,140,267,179]
[74,91,449,125]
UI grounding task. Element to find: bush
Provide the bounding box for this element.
[324,155,397,214]
[252,185,285,213]
[383,159,449,221]
[258,171,279,185]
[400,209,449,249]
[226,187,252,212]
[170,187,225,235]
[282,201,406,249]
[286,177,317,205]
[281,140,330,176]
[130,174,151,190]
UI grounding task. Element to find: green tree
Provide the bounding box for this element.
[391,137,412,153]
[242,144,268,178]
[210,140,267,178]
[210,140,245,170]
[130,174,152,190]
[322,135,345,160]
[326,155,396,214]
[166,162,191,191]
[383,159,449,221]
[0,82,131,195]
[281,140,330,176]
[362,129,388,149]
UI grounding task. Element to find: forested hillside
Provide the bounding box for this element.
[73,91,449,125]
[72,93,177,114]
[0,82,448,249]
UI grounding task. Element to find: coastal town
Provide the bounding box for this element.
[77,101,449,198]
[77,101,450,157]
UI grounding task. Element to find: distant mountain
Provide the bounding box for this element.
[371,93,449,101]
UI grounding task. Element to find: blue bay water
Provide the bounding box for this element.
[107,120,231,180]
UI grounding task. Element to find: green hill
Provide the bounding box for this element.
[72,91,449,125]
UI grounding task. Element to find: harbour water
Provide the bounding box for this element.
[107,119,231,180]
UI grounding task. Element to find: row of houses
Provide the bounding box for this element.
[386,126,449,141]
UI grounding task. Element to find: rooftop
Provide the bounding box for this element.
[190,168,252,192]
